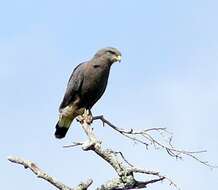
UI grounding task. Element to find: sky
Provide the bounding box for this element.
[0,0,218,189]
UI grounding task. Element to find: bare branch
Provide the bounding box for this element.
[9,114,215,190]
[74,179,93,190]
[93,115,149,147]
[63,142,84,148]
[134,177,165,189]
[93,115,216,168]
[64,112,177,190]
[112,151,134,167]
[129,167,179,189]
[7,156,93,190]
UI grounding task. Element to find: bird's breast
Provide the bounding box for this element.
[80,64,111,108]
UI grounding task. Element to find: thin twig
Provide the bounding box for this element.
[63,142,83,148]
[93,115,217,169]
[129,167,180,189]
[112,151,134,167]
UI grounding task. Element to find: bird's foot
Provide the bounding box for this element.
[86,115,93,125]
[83,109,93,124]
[76,114,93,124]
[76,115,83,123]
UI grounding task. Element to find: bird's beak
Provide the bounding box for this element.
[115,55,122,62]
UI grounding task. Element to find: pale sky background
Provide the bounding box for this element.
[1,0,218,189]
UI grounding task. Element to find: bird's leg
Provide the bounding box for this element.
[83,109,93,124]
[76,109,93,124]
[79,109,101,150]
[87,110,93,124]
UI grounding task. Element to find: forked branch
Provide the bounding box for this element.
[8,114,215,190]
[92,115,216,169]
[64,113,178,190]
[7,156,93,190]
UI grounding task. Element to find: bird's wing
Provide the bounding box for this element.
[59,62,86,110]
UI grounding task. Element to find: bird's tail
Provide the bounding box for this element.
[55,115,74,139]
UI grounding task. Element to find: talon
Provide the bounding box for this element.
[86,115,93,124]
[76,115,84,123]
[82,109,93,124]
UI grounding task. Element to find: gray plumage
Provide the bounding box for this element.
[55,47,122,138]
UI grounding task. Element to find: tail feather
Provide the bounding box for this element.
[55,116,73,139]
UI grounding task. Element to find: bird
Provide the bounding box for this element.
[55,47,122,138]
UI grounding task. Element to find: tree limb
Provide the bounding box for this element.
[7,156,92,190]
[64,112,175,190]
[92,115,216,169]
[8,114,215,190]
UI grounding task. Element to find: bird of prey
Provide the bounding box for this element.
[55,47,122,138]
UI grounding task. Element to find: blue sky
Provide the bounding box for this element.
[1,0,218,189]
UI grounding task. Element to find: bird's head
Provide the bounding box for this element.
[94,47,122,64]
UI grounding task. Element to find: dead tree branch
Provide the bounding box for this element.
[7,156,92,190]
[64,113,177,190]
[8,114,215,190]
[92,115,216,169]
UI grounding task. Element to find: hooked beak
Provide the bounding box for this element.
[115,55,122,62]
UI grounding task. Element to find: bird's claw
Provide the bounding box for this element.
[86,115,93,124]
[76,115,83,123]
[76,110,93,125]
